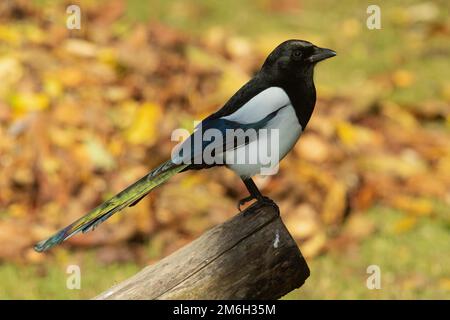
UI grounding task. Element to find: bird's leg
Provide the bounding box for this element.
[238,178,278,214]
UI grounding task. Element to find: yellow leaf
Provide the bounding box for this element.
[438,278,450,291]
[0,25,21,45]
[392,217,417,234]
[44,78,63,98]
[97,48,118,67]
[336,121,380,148]
[0,57,23,96]
[392,70,415,88]
[441,82,450,103]
[321,180,347,225]
[108,139,124,157]
[23,24,45,44]
[125,102,162,145]
[381,101,418,128]
[58,68,84,87]
[391,196,434,216]
[41,156,61,174]
[8,203,28,218]
[9,92,49,116]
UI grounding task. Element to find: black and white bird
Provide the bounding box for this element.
[35,40,336,252]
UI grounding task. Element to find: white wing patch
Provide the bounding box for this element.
[221,87,291,124]
[226,104,302,177]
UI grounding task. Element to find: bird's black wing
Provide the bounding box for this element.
[174,106,286,169]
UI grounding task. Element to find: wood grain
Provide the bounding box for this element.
[95,203,310,300]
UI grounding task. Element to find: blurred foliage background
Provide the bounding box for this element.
[0,0,449,299]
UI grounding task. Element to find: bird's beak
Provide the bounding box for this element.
[307,47,336,63]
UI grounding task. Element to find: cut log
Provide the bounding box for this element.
[95,202,309,300]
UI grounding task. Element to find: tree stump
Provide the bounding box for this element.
[95,202,310,300]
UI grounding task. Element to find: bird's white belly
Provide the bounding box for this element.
[225,104,302,177]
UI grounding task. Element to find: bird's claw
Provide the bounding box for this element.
[252,196,279,214]
[237,195,254,212]
[237,196,279,216]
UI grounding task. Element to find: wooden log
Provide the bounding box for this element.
[95,202,310,300]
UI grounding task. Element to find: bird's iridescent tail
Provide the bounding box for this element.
[34,161,188,252]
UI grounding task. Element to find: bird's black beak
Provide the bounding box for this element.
[307,47,336,63]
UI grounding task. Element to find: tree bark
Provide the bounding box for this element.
[95,202,310,300]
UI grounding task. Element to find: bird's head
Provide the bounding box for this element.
[261,39,336,81]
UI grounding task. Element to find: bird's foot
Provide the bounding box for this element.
[238,196,279,216]
[237,195,255,212]
[250,196,279,215]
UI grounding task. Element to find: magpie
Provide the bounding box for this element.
[34,39,336,252]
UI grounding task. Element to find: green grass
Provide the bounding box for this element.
[0,252,140,299]
[284,207,450,299]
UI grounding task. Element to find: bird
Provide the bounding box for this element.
[34,39,336,252]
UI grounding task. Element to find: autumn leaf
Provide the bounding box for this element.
[125,102,162,145]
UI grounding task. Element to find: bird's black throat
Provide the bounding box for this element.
[275,69,317,130]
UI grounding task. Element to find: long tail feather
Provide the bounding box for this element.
[34,161,188,252]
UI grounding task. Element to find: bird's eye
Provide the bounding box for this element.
[292,49,303,60]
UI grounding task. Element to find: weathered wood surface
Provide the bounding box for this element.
[95,203,310,300]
